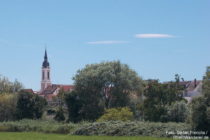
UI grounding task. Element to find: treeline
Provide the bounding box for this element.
[0,76,47,121]
[0,61,210,136]
[0,75,23,93]
[63,61,210,135]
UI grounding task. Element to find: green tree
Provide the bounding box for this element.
[65,61,144,122]
[16,91,47,119]
[0,75,23,94]
[65,91,83,122]
[190,97,208,131]
[167,101,189,122]
[202,66,210,105]
[190,66,210,135]
[0,94,17,121]
[143,76,184,122]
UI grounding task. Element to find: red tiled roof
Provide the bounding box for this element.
[41,84,74,95]
[54,84,74,92]
[21,89,34,93]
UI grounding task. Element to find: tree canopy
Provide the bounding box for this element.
[143,76,185,122]
[190,66,210,136]
[16,91,47,119]
[0,75,23,94]
[65,61,144,122]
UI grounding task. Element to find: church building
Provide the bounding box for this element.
[39,50,74,100]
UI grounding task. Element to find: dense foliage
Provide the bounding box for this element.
[189,66,210,136]
[54,107,65,122]
[97,107,134,122]
[190,97,208,131]
[166,101,188,122]
[0,119,75,134]
[143,77,184,122]
[16,91,47,119]
[73,121,190,137]
[0,94,17,121]
[0,119,190,137]
[65,61,144,122]
[202,66,210,105]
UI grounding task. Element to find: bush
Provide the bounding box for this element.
[54,107,65,122]
[167,101,189,122]
[0,120,191,137]
[0,94,17,121]
[0,119,76,134]
[73,121,190,137]
[16,91,47,119]
[97,107,134,122]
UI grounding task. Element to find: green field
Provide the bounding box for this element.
[0,132,173,140]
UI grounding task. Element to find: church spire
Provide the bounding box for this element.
[41,49,51,92]
[42,49,50,68]
[44,49,48,60]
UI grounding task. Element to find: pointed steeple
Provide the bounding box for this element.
[44,49,48,60]
[42,49,50,68]
[41,49,51,92]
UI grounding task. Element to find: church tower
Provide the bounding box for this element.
[41,49,51,92]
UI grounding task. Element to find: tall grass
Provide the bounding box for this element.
[0,119,77,134]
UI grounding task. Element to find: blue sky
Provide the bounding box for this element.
[0,0,209,91]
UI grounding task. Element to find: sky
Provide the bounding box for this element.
[0,0,210,91]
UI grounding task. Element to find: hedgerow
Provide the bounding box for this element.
[73,121,190,137]
[0,119,191,137]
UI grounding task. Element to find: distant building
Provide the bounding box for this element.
[181,79,202,102]
[39,50,74,100]
[164,79,202,102]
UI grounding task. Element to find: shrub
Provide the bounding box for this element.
[0,119,77,134]
[0,119,191,137]
[54,107,65,122]
[97,107,134,122]
[0,94,17,121]
[167,101,189,122]
[73,121,190,137]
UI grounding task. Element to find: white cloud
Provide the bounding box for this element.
[135,34,174,38]
[87,40,128,45]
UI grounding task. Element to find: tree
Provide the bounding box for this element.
[190,96,208,131]
[54,107,65,122]
[143,76,184,122]
[167,101,189,122]
[143,81,166,122]
[0,94,17,121]
[202,66,210,105]
[65,91,82,122]
[16,91,47,119]
[0,75,23,94]
[65,61,144,122]
[190,66,210,136]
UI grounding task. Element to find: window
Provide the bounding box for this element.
[48,72,50,80]
[42,72,44,80]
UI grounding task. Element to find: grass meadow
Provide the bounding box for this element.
[0,132,175,140]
